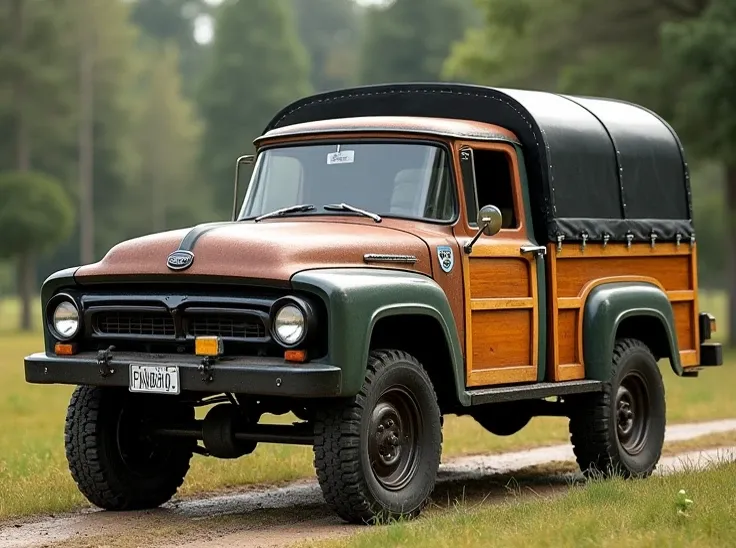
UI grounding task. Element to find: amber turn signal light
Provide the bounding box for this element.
[195,336,224,357]
[284,349,307,363]
[54,342,77,356]
[710,317,717,333]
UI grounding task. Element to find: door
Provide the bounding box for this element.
[454,141,545,387]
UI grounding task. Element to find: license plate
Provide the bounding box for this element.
[129,364,180,395]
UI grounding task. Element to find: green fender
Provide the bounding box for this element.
[291,268,467,403]
[582,281,682,380]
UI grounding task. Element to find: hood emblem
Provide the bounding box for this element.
[437,246,454,273]
[167,250,194,271]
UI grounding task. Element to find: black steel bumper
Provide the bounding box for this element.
[24,352,342,397]
[700,342,723,367]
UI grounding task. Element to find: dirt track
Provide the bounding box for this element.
[2,418,736,548]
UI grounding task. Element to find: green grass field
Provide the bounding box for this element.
[0,290,733,520]
[307,461,736,548]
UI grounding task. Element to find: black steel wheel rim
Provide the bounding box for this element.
[116,404,170,476]
[615,371,650,455]
[368,386,422,491]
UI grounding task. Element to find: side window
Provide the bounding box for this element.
[422,152,456,220]
[466,149,519,229]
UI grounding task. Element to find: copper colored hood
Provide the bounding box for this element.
[74,220,432,282]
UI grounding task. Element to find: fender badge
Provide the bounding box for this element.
[437,246,454,273]
[167,250,194,271]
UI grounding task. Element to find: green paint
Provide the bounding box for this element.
[39,267,79,354]
[582,281,682,381]
[514,144,547,381]
[291,268,469,405]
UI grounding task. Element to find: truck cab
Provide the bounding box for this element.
[25,83,722,525]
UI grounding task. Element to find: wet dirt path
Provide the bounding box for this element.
[2,419,736,548]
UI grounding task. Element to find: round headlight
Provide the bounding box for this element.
[52,301,80,340]
[273,304,306,346]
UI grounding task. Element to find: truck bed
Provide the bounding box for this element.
[546,241,698,381]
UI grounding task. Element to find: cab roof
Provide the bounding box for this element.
[261,83,693,245]
[256,115,520,144]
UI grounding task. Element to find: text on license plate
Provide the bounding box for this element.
[129,364,180,395]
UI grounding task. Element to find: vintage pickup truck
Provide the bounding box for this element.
[25,83,722,524]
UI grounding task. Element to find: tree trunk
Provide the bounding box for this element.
[13,0,34,331]
[12,0,29,171]
[726,163,736,347]
[17,252,34,331]
[79,37,95,264]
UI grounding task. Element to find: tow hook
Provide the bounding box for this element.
[97,345,116,377]
[199,356,216,383]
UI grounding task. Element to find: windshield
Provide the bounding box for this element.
[238,142,456,222]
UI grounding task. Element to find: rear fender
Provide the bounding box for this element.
[582,282,682,380]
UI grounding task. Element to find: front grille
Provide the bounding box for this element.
[95,311,175,337]
[188,314,266,339]
[91,308,267,341]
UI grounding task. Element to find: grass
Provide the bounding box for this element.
[306,461,736,548]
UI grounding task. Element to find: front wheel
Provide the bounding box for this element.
[65,386,195,510]
[568,338,666,478]
[313,349,443,524]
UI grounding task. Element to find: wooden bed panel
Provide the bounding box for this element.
[557,309,578,365]
[673,301,696,350]
[555,256,691,297]
[547,243,698,381]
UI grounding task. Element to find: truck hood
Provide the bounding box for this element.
[74,220,432,282]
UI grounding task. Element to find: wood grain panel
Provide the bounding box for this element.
[471,309,531,368]
[555,242,692,258]
[556,256,691,296]
[558,309,578,365]
[469,258,530,299]
[466,366,538,386]
[547,242,698,382]
[673,301,695,350]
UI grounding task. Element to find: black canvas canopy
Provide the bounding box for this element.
[262,83,694,244]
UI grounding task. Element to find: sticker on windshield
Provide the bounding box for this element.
[327,150,355,165]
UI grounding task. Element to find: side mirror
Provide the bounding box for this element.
[232,154,256,221]
[477,204,503,237]
[464,204,503,254]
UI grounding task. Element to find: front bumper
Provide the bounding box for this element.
[24,352,342,397]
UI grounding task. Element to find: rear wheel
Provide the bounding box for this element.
[65,386,195,510]
[313,349,442,524]
[569,338,665,478]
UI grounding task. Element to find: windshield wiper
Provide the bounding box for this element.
[323,203,382,223]
[253,204,315,222]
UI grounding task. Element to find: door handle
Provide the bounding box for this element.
[520,245,547,257]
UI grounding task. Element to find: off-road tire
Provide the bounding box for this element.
[472,403,533,436]
[65,386,195,511]
[313,349,443,524]
[569,338,666,478]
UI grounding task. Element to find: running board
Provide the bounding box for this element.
[466,380,603,405]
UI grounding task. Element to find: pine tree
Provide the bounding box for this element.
[198,0,312,215]
[358,0,470,84]
[0,0,76,329]
[135,42,210,232]
[294,0,361,91]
